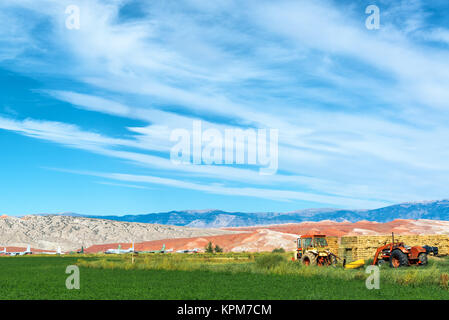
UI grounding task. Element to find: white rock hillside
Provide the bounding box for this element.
[0,215,236,251]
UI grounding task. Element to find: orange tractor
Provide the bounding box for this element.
[295,234,338,266]
[372,233,428,268]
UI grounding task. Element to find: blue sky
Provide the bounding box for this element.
[1,0,449,215]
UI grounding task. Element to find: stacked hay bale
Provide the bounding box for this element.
[326,236,339,255]
[339,235,449,261]
[339,236,358,261]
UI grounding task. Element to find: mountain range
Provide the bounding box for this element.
[46,200,449,228]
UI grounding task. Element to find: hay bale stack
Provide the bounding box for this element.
[339,236,358,261]
[326,236,339,255]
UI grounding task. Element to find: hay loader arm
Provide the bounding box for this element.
[372,243,391,265]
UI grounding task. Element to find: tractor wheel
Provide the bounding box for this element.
[390,249,408,268]
[418,253,428,266]
[301,252,317,266]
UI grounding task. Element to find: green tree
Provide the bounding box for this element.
[205,241,214,253]
[272,248,285,253]
[214,245,223,253]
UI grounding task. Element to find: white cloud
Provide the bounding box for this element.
[58,168,389,208]
[425,28,449,45]
[95,181,150,190]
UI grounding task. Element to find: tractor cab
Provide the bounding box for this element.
[295,234,337,266]
[296,234,328,260]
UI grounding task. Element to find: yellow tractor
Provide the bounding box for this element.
[295,234,337,266]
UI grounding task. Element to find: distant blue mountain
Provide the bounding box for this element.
[52,199,449,228]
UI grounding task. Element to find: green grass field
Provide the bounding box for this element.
[1,254,449,299]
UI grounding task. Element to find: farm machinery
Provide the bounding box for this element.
[295,233,436,269]
[295,234,338,266]
[372,233,429,268]
[423,245,439,256]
